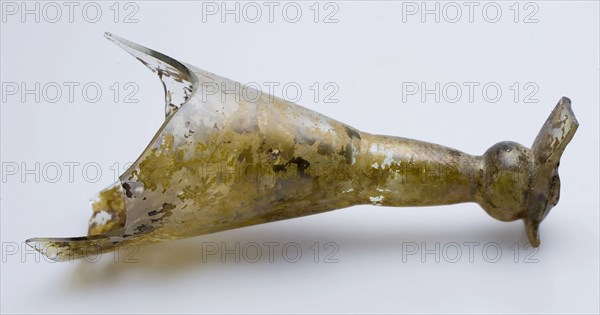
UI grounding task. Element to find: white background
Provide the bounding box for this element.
[1,1,599,314]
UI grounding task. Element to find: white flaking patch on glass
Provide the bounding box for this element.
[350,144,359,166]
[381,151,394,169]
[90,210,112,226]
[560,108,568,120]
[369,195,384,205]
[369,143,380,153]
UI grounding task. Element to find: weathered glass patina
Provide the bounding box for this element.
[26,33,579,261]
